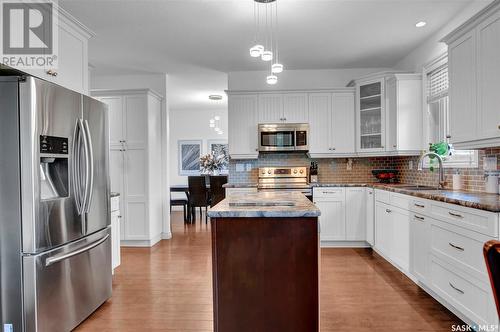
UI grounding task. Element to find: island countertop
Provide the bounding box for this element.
[208,191,321,218]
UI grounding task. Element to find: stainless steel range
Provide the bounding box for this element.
[258,167,312,198]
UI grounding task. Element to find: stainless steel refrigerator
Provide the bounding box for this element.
[0,75,112,332]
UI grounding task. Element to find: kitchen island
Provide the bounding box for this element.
[208,191,321,332]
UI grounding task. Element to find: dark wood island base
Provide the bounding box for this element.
[211,215,320,332]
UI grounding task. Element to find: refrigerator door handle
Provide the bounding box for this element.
[80,119,91,225]
[44,234,110,267]
[72,120,84,215]
[83,120,94,214]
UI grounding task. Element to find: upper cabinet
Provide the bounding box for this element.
[355,73,422,156]
[443,1,500,148]
[308,89,356,157]
[258,93,308,123]
[18,7,93,95]
[228,94,259,159]
[356,79,385,152]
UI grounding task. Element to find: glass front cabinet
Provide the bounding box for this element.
[356,78,385,152]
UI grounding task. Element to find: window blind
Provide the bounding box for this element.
[427,64,448,103]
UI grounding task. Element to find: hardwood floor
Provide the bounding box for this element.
[76,211,463,332]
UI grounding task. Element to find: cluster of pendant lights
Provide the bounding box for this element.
[249,0,283,85]
[208,95,224,135]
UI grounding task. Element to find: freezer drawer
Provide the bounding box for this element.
[23,228,112,332]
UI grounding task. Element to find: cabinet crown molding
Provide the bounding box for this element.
[91,88,164,100]
[441,0,500,44]
[58,6,96,38]
[226,88,355,95]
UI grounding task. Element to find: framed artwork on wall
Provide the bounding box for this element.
[178,140,202,175]
[208,139,229,174]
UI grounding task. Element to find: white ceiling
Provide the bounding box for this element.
[61,0,477,109]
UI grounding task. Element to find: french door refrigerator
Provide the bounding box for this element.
[0,75,112,332]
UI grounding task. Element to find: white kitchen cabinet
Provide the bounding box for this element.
[356,79,385,153]
[308,93,332,155]
[374,194,410,273]
[227,94,259,159]
[92,89,163,247]
[443,1,500,148]
[313,188,346,242]
[448,31,478,144]
[258,93,308,123]
[308,89,356,158]
[283,93,309,123]
[20,7,93,95]
[355,73,422,156]
[110,195,121,273]
[258,94,283,123]
[385,74,422,153]
[346,187,366,241]
[410,213,430,283]
[366,188,374,246]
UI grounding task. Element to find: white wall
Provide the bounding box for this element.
[90,73,172,240]
[394,0,493,72]
[169,108,228,186]
[228,68,391,91]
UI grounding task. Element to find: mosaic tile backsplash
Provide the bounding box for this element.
[229,148,500,193]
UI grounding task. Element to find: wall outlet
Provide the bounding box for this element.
[235,164,245,172]
[409,160,414,170]
[346,158,353,171]
[245,163,253,171]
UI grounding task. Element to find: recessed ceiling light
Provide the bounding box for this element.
[415,21,427,28]
[209,95,223,101]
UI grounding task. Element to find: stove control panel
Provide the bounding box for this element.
[259,167,308,178]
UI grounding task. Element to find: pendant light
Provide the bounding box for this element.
[250,0,283,84]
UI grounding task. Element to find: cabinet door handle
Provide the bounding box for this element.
[497,125,500,130]
[52,71,58,77]
[331,147,336,151]
[449,282,464,294]
[449,242,464,251]
[414,215,425,221]
[446,134,452,139]
[119,140,126,143]
[448,212,463,218]
[414,203,425,208]
[393,144,397,148]
[386,209,392,213]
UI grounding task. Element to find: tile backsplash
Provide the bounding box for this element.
[229,148,500,193]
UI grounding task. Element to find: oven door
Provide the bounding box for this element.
[259,125,296,152]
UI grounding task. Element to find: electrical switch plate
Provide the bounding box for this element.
[246,163,252,171]
[409,160,413,170]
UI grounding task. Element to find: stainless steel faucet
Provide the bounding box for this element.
[417,152,446,189]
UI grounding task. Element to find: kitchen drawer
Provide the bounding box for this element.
[313,187,345,200]
[429,255,495,326]
[111,196,120,213]
[409,198,429,215]
[375,189,390,204]
[429,202,498,237]
[390,192,410,210]
[430,220,490,280]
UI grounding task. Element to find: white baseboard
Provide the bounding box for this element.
[121,233,162,247]
[320,240,371,248]
[161,232,172,239]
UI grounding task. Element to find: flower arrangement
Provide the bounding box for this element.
[200,152,228,175]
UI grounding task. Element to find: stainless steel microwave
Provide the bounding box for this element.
[258,123,309,152]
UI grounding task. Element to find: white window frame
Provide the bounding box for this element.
[422,53,478,169]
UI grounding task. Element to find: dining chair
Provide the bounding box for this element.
[188,176,209,223]
[484,240,500,317]
[170,191,188,222]
[209,175,228,207]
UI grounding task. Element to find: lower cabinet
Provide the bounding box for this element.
[375,190,500,328]
[313,187,369,246]
[374,200,410,273]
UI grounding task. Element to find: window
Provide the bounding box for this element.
[423,54,478,168]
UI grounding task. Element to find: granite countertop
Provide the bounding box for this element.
[208,191,321,218]
[373,184,500,213]
[222,183,258,188]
